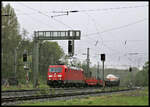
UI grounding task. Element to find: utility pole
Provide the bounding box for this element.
[97,61,100,79]
[102,60,104,87]
[129,67,133,88]
[33,37,39,88]
[87,48,90,77]
[14,48,17,79]
[131,69,133,88]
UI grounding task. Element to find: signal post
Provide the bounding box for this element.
[101,53,105,89]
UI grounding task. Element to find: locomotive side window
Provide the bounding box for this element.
[49,67,62,72]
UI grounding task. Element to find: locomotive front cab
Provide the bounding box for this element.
[47,65,66,87]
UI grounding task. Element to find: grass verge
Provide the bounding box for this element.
[19,87,148,106]
[2,83,50,91]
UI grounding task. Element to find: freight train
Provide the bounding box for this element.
[47,64,120,88]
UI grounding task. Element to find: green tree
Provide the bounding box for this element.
[2,3,21,78]
[16,29,33,83]
[134,61,149,86]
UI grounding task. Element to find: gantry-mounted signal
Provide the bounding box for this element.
[34,30,81,40]
[68,40,72,54]
[68,40,74,56]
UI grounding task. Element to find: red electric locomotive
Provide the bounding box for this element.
[47,65,85,87]
[47,64,105,88]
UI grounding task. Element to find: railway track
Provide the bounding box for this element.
[1,87,140,105]
[2,87,98,97]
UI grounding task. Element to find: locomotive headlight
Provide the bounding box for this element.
[57,75,62,77]
[49,75,52,77]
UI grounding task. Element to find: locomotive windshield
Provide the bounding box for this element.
[49,67,62,73]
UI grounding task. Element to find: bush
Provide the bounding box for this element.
[134,61,148,86]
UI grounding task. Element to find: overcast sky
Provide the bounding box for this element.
[2,1,149,69]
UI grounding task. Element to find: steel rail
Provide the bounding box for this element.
[2,87,139,104]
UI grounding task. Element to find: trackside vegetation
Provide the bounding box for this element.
[20,87,148,106]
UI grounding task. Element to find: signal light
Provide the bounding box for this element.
[23,53,27,62]
[101,54,105,61]
[129,67,132,72]
[68,40,72,54]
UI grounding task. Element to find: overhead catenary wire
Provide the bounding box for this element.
[51,18,74,30]
[79,17,148,56]
[18,3,74,30]
[83,12,104,48]
[18,3,51,18]
[77,32,147,60]
[21,13,55,29]
[77,5,148,12]
[78,35,148,66]
[15,4,148,32]
[49,4,149,14]
[17,3,55,29]
[12,4,148,15]
[16,3,148,37]
[55,16,148,61]
[75,5,105,56]
[82,18,148,38]
[75,35,147,63]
